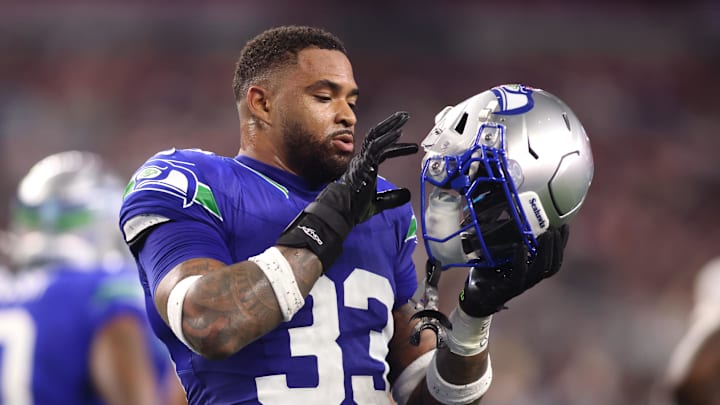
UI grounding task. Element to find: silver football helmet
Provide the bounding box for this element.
[10,151,129,272]
[420,84,594,270]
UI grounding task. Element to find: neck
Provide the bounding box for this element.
[238,126,297,176]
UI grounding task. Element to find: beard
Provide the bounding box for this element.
[282,119,353,187]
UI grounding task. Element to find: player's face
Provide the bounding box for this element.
[272,48,359,185]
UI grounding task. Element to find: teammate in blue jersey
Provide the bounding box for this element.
[119,26,589,404]
[0,151,185,405]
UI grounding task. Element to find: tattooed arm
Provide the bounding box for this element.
[154,247,323,359]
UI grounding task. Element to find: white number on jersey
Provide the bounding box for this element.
[256,269,394,405]
[0,309,36,405]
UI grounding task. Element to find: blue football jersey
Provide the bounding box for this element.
[0,266,171,405]
[119,149,419,404]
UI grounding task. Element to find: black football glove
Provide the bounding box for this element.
[459,225,570,318]
[277,111,418,271]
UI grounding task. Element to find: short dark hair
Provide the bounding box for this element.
[232,25,347,101]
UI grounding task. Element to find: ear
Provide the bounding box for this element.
[246,85,272,125]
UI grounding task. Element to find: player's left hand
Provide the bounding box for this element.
[458,225,570,318]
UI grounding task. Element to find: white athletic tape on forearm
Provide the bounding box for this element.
[167,275,202,353]
[248,247,305,321]
[391,350,435,405]
[446,307,492,356]
[426,351,493,404]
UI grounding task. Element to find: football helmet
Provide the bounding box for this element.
[420,84,594,270]
[9,151,129,271]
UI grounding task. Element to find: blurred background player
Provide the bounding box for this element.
[660,257,720,404]
[0,151,186,405]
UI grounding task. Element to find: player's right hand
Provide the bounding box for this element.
[277,111,418,271]
[332,111,417,225]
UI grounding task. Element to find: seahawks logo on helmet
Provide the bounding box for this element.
[491,84,536,115]
[124,158,222,220]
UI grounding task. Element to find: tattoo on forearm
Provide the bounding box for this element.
[180,250,322,356]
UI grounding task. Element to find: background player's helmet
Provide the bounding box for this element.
[420,84,594,270]
[9,151,129,272]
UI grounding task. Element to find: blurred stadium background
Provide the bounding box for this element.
[1,0,718,403]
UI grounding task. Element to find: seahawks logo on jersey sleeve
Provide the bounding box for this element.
[123,154,222,221]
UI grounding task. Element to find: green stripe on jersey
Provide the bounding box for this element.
[405,215,417,242]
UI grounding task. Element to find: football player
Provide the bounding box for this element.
[118,25,593,404]
[0,151,185,405]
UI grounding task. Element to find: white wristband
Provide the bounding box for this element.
[167,275,202,353]
[446,307,492,356]
[426,351,493,404]
[391,350,435,405]
[248,247,305,321]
